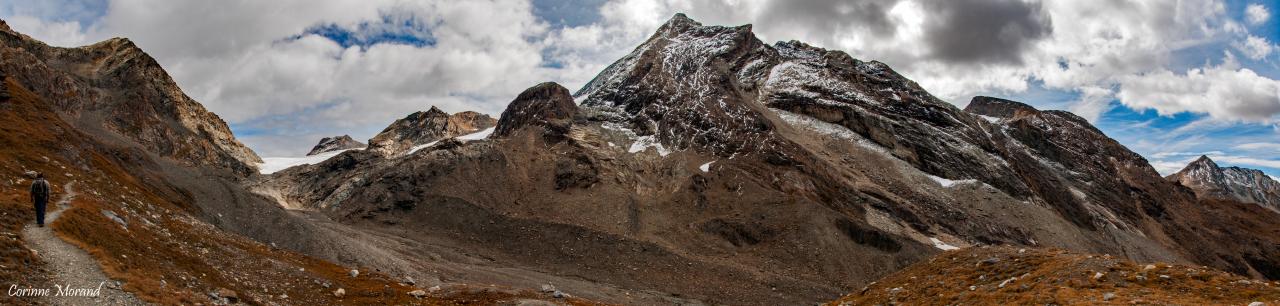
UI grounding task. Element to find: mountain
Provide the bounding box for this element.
[260,14,1280,305]
[307,135,365,156]
[0,21,260,175]
[366,106,497,156]
[0,19,581,305]
[1167,155,1280,212]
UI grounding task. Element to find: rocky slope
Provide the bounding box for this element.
[307,135,365,156]
[0,20,260,175]
[827,246,1280,305]
[1167,155,1280,212]
[0,20,588,305]
[366,106,496,156]
[261,14,1280,305]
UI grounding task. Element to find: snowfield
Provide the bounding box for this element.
[258,148,360,174]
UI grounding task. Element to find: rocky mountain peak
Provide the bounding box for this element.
[493,82,578,138]
[366,106,496,155]
[307,135,365,156]
[1168,156,1280,211]
[0,20,262,174]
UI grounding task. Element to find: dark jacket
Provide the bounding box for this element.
[30,178,50,204]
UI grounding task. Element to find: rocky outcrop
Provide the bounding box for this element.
[0,19,261,174]
[307,135,365,156]
[493,82,578,139]
[965,96,1039,119]
[1167,156,1280,212]
[366,106,496,156]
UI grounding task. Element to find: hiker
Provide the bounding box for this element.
[30,172,51,227]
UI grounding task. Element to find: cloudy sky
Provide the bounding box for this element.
[2,0,1278,177]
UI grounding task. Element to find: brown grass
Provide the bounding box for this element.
[827,246,1280,305]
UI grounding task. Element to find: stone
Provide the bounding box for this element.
[349,269,359,278]
[332,288,345,298]
[407,290,427,298]
[1103,292,1116,301]
[540,284,556,293]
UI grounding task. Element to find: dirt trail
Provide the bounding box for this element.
[20,182,146,305]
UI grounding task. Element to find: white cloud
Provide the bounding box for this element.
[1234,35,1276,60]
[1247,3,1271,25]
[4,15,87,46]
[1235,142,1280,151]
[1116,53,1280,122]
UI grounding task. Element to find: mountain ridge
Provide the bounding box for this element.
[260,13,1280,305]
[1167,155,1280,212]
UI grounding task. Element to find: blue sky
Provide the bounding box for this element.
[1,0,1278,178]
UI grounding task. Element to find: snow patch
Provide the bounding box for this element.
[930,237,960,250]
[699,161,715,172]
[457,127,495,141]
[259,149,359,174]
[978,115,1002,123]
[774,110,890,154]
[628,135,672,156]
[928,174,977,187]
[406,141,440,155]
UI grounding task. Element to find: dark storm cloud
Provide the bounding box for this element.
[758,0,901,38]
[922,0,1052,65]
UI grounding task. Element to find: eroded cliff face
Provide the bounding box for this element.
[0,20,260,175]
[1168,156,1280,212]
[365,106,496,156]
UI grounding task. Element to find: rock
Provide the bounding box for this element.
[998,277,1016,288]
[402,276,415,286]
[980,257,1000,266]
[278,294,288,299]
[407,290,427,298]
[349,269,359,278]
[428,285,441,293]
[23,171,37,178]
[968,286,976,291]
[493,82,580,139]
[1248,302,1265,306]
[552,290,565,298]
[101,210,128,229]
[332,288,345,298]
[540,284,556,293]
[307,135,366,156]
[209,288,238,304]
[1143,264,1156,271]
[1103,292,1116,301]
[1093,272,1104,280]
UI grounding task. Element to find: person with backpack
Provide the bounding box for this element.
[30,172,51,227]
